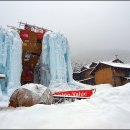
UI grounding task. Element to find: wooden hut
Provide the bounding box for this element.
[90,61,130,87]
[78,63,98,85]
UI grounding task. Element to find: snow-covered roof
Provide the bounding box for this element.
[83,65,90,69]
[80,69,88,73]
[0,74,6,78]
[80,68,94,73]
[101,61,130,68]
[84,62,98,69]
[124,77,130,80]
[90,61,130,74]
[111,58,124,63]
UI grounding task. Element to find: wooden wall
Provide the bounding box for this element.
[95,67,113,85]
[112,76,122,86]
[81,69,93,79]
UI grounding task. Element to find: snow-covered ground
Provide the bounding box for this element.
[0,83,130,129]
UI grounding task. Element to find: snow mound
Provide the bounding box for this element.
[73,80,94,90]
[9,83,53,107]
[0,83,130,128]
[90,83,130,110]
[49,81,94,92]
[94,83,113,92]
[1,83,130,129]
[21,83,47,97]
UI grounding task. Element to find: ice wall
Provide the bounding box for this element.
[40,32,72,86]
[40,32,82,90]
[0,27,22,96]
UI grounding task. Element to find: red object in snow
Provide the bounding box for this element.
[53,89,95,98]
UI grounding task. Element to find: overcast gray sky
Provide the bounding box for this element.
[0,1,130,64]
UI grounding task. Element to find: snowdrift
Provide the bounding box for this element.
[90,83,130,108]
[0,83,130,129]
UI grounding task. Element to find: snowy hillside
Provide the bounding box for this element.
[0,83,130,129]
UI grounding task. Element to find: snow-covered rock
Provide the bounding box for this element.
[9,84,53,107]
[22,83,54,105]
[9,88,40,107]
[21,83,47,97]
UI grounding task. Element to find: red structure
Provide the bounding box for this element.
[18,22,47,84]
[53,89,95,99]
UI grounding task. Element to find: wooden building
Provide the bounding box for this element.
[80,77,95,85]
[72,57,129,86]
[73,71,81,81]
[90,61,130,87]
[111,58,124,63]
[89,62,98,68]
[78,62,98,85]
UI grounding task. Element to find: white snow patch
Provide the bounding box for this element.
[101,61,130,68]
[49,81,94,93]
[0,83,130,129]
[21,83,47,97]
[0,74,5,78]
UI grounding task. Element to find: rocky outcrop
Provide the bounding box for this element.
[9,88,40,107]
[40,88,54,105]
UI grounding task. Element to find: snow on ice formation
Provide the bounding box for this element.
[0,27,22,96]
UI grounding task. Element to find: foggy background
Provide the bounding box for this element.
[0,1,130,66]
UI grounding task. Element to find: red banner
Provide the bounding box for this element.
[20,30,30,40]
[53,89,95,98]
[36,32,45,40]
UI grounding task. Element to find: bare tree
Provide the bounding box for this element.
[71,60,84,72]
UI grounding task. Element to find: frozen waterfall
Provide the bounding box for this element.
[0,27,22,96]
[40,32,82,90]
